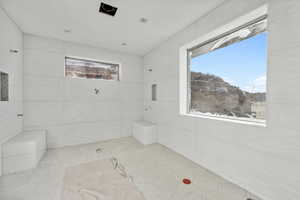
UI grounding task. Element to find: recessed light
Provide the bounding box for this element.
[140,18,148,23]
[121,43,127,46]
[64,29,71,33]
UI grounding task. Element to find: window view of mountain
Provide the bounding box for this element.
[65,65,118,80]
[189,18,267,121]
[190,72,266,120]
[65,57,119,81]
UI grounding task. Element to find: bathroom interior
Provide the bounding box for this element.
[0,0,300,200]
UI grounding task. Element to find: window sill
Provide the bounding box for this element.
[181,112,266,127]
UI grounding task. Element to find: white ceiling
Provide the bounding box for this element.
[0,0,225,55]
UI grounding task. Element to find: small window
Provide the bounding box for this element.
[183,15,268,124]
[65,57,120,81]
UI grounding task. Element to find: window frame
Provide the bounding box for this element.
[64,56,121,81]
[179,5,268,127]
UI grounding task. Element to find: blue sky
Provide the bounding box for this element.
[191,32,267,93]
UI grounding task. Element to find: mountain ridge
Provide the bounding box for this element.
[191,72,265,118]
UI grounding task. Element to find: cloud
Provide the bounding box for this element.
[243,75,266,93]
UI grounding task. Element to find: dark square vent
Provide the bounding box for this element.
[99,2,118,16]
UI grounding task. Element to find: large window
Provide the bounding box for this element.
[65,57,120,81]
[183,15,267,124]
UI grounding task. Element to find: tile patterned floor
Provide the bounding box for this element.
[0,137,262,200]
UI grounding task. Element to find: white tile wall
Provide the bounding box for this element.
[23,34,144,148]
[143,0,300,200]
[0,7,23,176]
[2,1,299,199]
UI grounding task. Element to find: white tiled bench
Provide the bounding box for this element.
[2,130,47,175]
[133,121,157,145]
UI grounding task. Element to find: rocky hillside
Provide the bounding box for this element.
[190,72,266,118]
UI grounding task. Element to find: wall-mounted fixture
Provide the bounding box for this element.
[140,18,148,23]
[99,2,118,17]
[152,84,157,101]
[0,71,9,101]
[9,49,19,53]
[64,29,72,33]
[95,147,103,153]
[144,105,152,111]
[94,88,100,95]
[148,68,153,72]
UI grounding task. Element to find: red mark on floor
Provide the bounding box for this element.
[182,178,191,185]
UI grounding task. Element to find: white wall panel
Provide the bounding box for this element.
[143,0,300,199]
[23,34,144,148]
[0,7,23,175]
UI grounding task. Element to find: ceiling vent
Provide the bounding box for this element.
[99,2,118,17]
